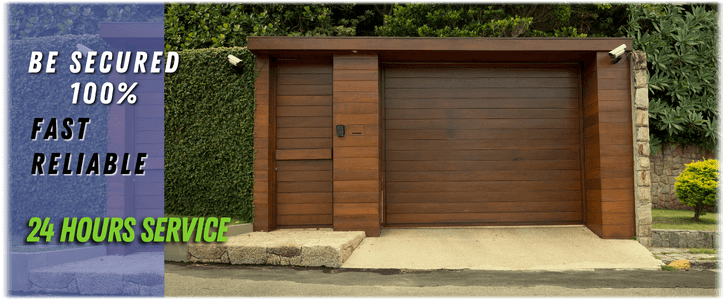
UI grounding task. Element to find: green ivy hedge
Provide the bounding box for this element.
[9,34,110,235]
[164,47,257,222]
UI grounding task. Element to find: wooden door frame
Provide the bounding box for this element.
[269,58,278,229]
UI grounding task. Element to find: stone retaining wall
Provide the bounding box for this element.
[650,144,716,210]
[652,229,718,248]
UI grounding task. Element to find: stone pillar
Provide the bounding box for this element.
[630,51,653,247]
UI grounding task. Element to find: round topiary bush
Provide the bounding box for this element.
[675,159,719,220]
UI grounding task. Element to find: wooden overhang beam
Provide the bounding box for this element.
[247,37,633,53]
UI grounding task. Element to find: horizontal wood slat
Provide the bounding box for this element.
[386,119,579,130]
[388,191,581,203]
[386,170,581,182]
[387,212,583,225]
[277,215,332,226]
[385,149,579,161]
[385,88,578,99]
[276,149,332,160]
[386,139,579,151]
[385,77,579,88]
[385,98,578,109]
[387,201,582,214]
[387,160,580,171]
[385,67,578,78]
[386,129,579,140]
[387,180,582,193]
[387,108,578,119]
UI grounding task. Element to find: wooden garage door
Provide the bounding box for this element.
[275,59,333,227]
[384,64,583,226]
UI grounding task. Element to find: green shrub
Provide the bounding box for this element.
[164,47,257,222]
[675,159,719,220]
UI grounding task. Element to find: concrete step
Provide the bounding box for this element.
[28,252,164,296]
[187,229,366,268]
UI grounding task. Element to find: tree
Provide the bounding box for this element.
[626,4,718,153]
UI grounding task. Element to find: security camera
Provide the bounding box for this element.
[609,44,627,64]
[227,54,244,71]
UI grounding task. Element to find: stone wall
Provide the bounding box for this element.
[650,144,716,210]
[652,229,718,248]
[630,51,653,247]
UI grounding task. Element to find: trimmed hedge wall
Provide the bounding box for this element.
[164,47,257,222]
[9,34,110,235]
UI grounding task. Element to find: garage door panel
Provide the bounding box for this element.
[385,98,578,109]
[386,119,579,130]
[387,212,583,225]
[386,108,579,120]
[386,129,579,140]
[385,67,578,78]
[386,180,582,193]
[387,160,581,171]
[387,191,582,203]
[387,201,582,214]
[385,87,578,99]
[386,170,582,182]
[384,64,583,226]
[386,149,579,161]
[385,77,579,89]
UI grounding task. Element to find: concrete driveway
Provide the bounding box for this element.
[342,226,663,270]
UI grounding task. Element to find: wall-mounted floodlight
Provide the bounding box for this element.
[608,44,627,64]
[227,54,243,71]
[76,43,93,56]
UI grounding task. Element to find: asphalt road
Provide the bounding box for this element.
[164,262,720,297]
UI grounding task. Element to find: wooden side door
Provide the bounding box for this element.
[275,59,334,227]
